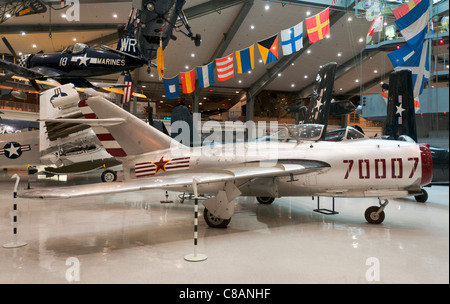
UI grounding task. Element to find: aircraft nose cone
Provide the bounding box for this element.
[419,143,433,186]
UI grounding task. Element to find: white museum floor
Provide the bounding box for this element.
[0,168,448,284]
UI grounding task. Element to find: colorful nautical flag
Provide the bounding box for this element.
[280,21,303,56]
[392,0,422,19]
[393,0,429,47]
[120,72,133,104]
[388,0,429,99]
[235,45,255,74]
[305,7,330,44]
[388,38,429,99]
[180,69,196,94]
[163,75,179,99]
[366,15,383,44]
[196,61,215,88]
[215,53,234,81]
[257,34,279,65]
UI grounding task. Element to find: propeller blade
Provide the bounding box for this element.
[0,73,14,83]
[1,36,18,59]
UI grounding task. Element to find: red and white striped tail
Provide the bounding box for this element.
[135,157,190,178]
[78,99,127,157]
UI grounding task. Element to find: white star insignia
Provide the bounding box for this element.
[396,104,405,116]
[6,144,20,157]
[78,53,90,66]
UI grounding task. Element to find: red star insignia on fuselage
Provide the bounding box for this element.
[153,156,170,174]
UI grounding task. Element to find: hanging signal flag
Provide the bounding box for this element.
[280,21,303,56]
[257,34,279,65]
[235,45,255,74]
[163,75,180,99]
[180,69,196,94]
[196,61,215,89]
[120,72,133,104]
[216,53,234,81]
[305,7,330,44]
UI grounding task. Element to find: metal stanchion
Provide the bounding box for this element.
[3,174,27,249]
[184,178,207,262]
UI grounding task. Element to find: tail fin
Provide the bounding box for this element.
[116,8,140,57]
[79,96,179,157]
[304,62,337,139]
[384,69,417,142]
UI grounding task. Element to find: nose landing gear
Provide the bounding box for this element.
[364,199,389,224]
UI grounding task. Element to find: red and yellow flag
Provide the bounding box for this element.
[180,69,196,94]
[305,7,330,44]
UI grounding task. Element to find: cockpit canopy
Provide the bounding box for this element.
[276,124,367,142]
[62,43,88,54]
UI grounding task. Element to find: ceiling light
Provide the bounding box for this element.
[113,13,118,18]
[355,79,359,83]
[306,11,311,16]
[61,14,66,18]
[291,84,295,87]
[291,63,295,66]
[259,59,263,63]
[278,73,282,77]
[191,53,195,57]
[348,17,352,21]
[238,80,242,83]
[250,25,255,30]
[150,73,154,77]
[185,65,189,69]
[73,38,77,41]
[21,32,26,36]
[5,13,11,18]
[359,38,364,42]
[265,4,270,10]
[304,75,308,78]
[326,34,331,39]
[307,50,311,54]
[32,44,36,48]
[199,102,202,105]
[18,52,22,56]
[340,88,343,91]
[337,52,342,56]
[374,69,378,73]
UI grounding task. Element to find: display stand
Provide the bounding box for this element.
[313,196,339,215]
[184,179,207,262]
[3,174,27,249]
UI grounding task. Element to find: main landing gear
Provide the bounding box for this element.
[256,196,275,204]
[203,208,230,228]
[364,199,389,224]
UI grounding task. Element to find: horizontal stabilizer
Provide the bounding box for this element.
[39,118,125,127]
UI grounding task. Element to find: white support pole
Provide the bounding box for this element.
[184,178,207,262]
[3,174,27,249]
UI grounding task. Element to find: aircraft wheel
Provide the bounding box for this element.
[101,170,117,183]
[364,206,385,224]
[256,196,275,204]
[203,208,230,228]
[415,189,428,203]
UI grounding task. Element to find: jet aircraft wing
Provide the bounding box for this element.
[18,160,330,199]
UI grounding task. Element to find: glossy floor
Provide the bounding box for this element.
[0,169,448,284]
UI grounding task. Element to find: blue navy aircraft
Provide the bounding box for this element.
[0,35,147,90]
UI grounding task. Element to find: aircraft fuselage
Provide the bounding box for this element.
[121,138,432,199]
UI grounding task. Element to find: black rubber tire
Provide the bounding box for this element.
[101,170,117,183]
[364,206,385,224]
[203,208,230,228]
[414,189,428,203]
[256,196,275,204]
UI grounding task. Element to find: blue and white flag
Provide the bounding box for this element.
[163,75,180,99]
[280,21,303,56]
[388,0,430,99]
[388,39,430,98]
[196,61,215,88]
[394,0,429,46]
